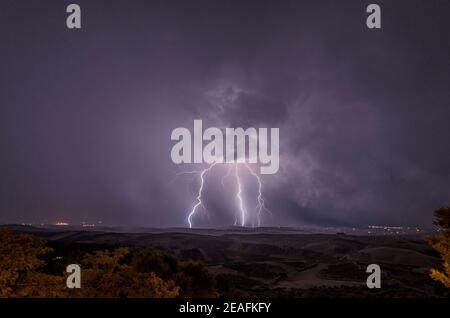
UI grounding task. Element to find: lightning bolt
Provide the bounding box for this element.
[244,163,272,227]
[187,162,217,228]
[234,164,246,226]
[179,162,272,228]
[221,164,234,187]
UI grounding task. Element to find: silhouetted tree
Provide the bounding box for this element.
[128,247,216,297]
[0,229,215,298]
[428,207,450,288]
[0,229,65,297]
[69,247,180,297]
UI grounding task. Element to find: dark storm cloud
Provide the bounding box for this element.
[201,86,288,127]
[0,0,449,227]
[223,89,288,126]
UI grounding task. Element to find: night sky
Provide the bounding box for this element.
[0,0,449,227]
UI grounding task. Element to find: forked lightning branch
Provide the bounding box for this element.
[171,120,279,228]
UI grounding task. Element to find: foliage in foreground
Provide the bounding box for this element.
[427,207,450,288]
[0,229,215,298]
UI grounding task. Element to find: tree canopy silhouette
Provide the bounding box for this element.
[0,229,65,297]
[0,229,215,297]
[428,207,450,288]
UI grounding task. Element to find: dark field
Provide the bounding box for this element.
[5,225,449,298]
